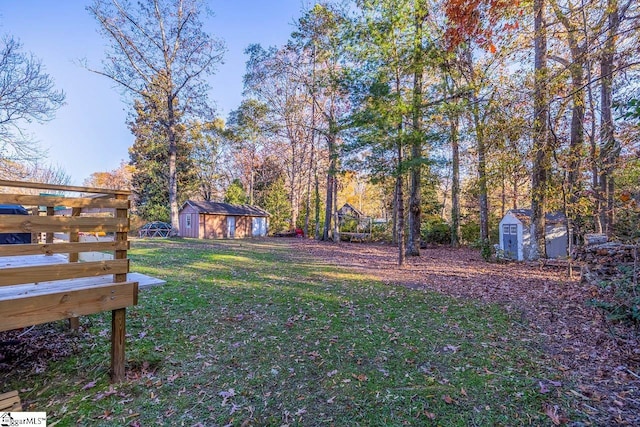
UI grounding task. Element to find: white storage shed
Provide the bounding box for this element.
[499,209,568,261]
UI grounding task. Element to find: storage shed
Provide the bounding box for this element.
[178,200,269,239]
[499,209,568,261]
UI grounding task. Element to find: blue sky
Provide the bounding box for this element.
[0,1,306,184]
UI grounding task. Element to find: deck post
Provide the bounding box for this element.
[110,308,126,382]
[68,207,82,331]
[111,194,130,382]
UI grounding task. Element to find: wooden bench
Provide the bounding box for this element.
[0,179,138,383]
[0,390,22,412]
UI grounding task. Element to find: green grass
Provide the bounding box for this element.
[4,239,569,426]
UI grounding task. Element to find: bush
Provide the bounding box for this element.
[460,222,479,245]
[341,218,360,233]
[371,223,392,242]
[587,265,640,328]
[421,218,451,245]
[471,238,494,262]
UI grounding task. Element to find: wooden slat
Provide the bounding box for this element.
[0,242,129,257]
[0,193,129,209]
[0,259,129,287]
[0,273,160,300]
[0,281,138,332]
[0,215,128,233]
[0,179,130,196]
[114,194,128,284]
[0,390,22,412]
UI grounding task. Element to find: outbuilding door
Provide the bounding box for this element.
[227,216,236,238]
[252,217,266,237]
[503,224,518,259]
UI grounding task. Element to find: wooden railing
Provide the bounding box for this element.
[0,179,138,382]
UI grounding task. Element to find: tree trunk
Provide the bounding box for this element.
[167,95,179,235]
[450,112,460,248]
[396,142,405,267]
[332,175,339,242]
[323,134,337,241]
[531,0,549,259]
[465,47,489,243]
[476,113,489,243]
[599,0,621,238]
[314,172,321,240]
[406,2,425,257]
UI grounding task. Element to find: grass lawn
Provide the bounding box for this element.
[3,239,570,426]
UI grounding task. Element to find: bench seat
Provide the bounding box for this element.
[0,390,22,412]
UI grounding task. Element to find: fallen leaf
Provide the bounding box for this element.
[352,373,368,382]
[543,403,563,425]
[82,380,97,391]
[539,381,550,394]
[460,387,468,397]
[443,344,460,353]
[443,395,454,404]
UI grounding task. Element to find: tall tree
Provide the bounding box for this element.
[293,3,350,242]
[530,0,550,258]
[405,0,430,257]
[88,0,225,233]
[227,99,270,206]
[242,44,315,231]
[190,118,227,201]
[597,0,634,236]
[128,89,197,222]
[84,160,133,190]
[0,36,65,168]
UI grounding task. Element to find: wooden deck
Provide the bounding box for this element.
[0,179,155,383]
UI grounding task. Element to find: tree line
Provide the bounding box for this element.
[1,0,638,266]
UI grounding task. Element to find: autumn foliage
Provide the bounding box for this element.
[444,0,519,50]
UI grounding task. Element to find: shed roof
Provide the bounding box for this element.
[506,209,566,225]
[337,203,366,218]
[182,200,269,217]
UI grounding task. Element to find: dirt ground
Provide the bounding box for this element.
[286,239,640,426]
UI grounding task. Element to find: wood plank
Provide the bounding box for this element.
[0,193,129,209]
[0,259,129,287]
[46,206,54,245]
[0,390,22,412]
[111,308,127,382]
[0,254,67,268]
[0,272,160,300]
[68,207,82,263]
[0,179,130,196]
[0,215,128,233]
[114,194,128,284]
[0,281,138,332]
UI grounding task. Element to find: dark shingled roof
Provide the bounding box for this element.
[183,200,269,217]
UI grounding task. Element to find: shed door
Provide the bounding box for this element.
[227,216,236,238]
[252,217,266,237]
[503,224,518,259]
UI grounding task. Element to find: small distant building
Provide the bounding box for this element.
[499,209,568,261]
[337,203,365,223]
[178,200,269,239]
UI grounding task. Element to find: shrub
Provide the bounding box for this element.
[421,218,451,245]
[371,223,392,242]
[587,265,640,328]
